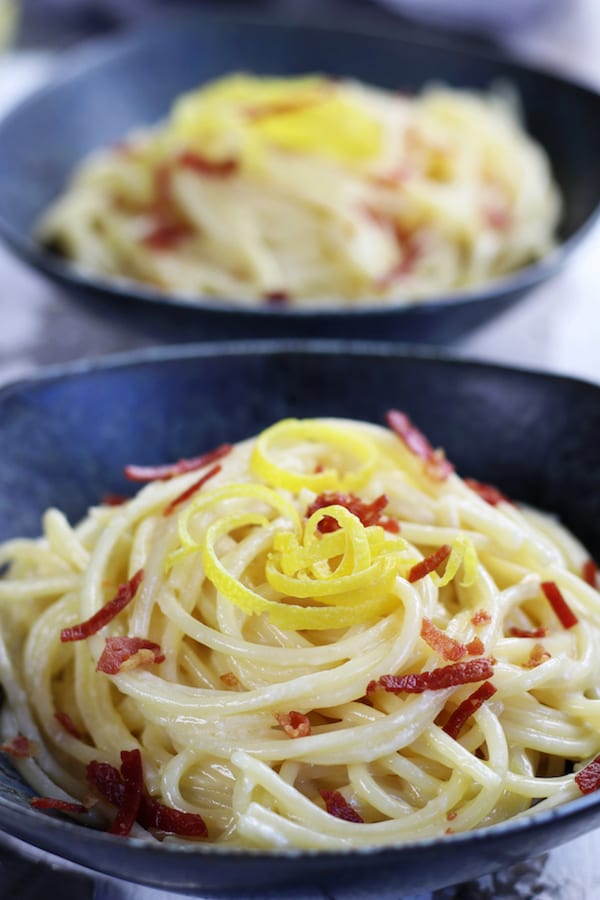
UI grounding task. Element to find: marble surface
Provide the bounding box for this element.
[0,3,599,897]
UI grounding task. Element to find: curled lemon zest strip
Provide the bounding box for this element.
[250,419,377,493]
[432,536,479,588]
[202,512,399,630]
[166,483,300,571]
[303,506,372,578]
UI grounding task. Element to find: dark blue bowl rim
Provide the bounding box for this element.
[0,339,600,866]
[0,11,599,319]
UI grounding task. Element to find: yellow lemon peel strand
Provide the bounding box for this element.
[202,512,399,630]
[168,74,382,167]
[432,537,479,588]
[166,483,300,571]
[251,419,377,493]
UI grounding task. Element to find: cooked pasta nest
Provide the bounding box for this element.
[38,73,561,308]
[0,413,599,850]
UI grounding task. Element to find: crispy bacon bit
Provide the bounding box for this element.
[275,711,311,739]
[264,290,290,305]
[471,609,491,626]
[408,545,452,583]
[541,581,578,629]
[386,409,454,481]
[87,756,208,837]
[0,735,38,758]
[445,827,455,835]
[163,464,221,516]
[320,790,364,823]
[583,560,599,588]
[367,658,494,696]
[30,797,89,815]
[420,618,467,662]
[508,626,548,639]
[178,150,238,178]
[55,711,82,740]
[466,637,484,656]
[443,681,497,740]
[61,569,144,643]
[464,478,512,506]
[306,492,400,534]
[142,796,208,837]
[523,643,551,669]
[142,220,193,251]
[219,672,240,688]
[102,493,128,506]
[97,637,165,675]
[109,749,143,837]
[124,444,231,482]
[446,810,457,821]
[575,754,600,794]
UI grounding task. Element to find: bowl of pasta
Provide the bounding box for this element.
[0,341,599,897]
[0,15,599,342]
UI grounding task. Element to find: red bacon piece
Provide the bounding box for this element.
[420,618,467,662]
[471,609,491,626]
[320,790,364,823]
[87,757,208,837]
[124,444,232,482]
[97,637,165,675]
[55,711,82,740]
[109,749,143,836]
[142,796,208,837]
[466,636,484,656]
[264,290,290,305]
[575,754,600,795]
[163,464,221,517]
[306,492,399,534]
[541,581,578,629]
[275,711,311,738]
[523,643,551,669]
[583,560,599,588]
[443,681,497,740]
[142,220,193,251]
[386,410,454,481]
[408,545,451,583]
[0,735,38,758]
[367,657,494,696]
[102,493,128,507]
[508,626,548,639]
[178,150,238,177]
[30,797,89,815]
[464,478,512,507]
[60,570,144,642]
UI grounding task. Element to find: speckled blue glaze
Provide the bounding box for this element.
[0,342,599,896]
[0,16,600,343]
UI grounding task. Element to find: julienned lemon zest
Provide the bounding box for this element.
[266,554,397,601]
[202,512,399,630]
[166,483,300,571]
[250,419,377,493]
[169,74,382,168]
[432,536,479,588]
[303,506,372,577]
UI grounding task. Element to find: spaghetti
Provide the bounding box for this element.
[38,74,560,308]
[0,413,599,849]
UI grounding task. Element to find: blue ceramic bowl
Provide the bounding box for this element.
[0,15,600,343]
[0,342,599,896]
